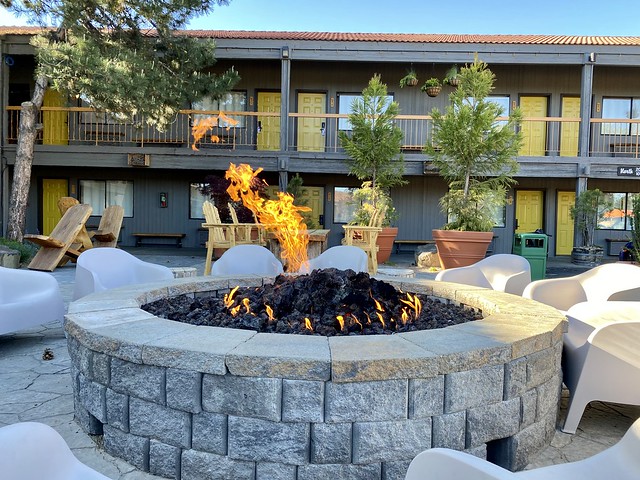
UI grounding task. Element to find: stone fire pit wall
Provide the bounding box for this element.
[65,276,566,480]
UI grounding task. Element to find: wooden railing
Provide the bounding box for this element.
[6,106,640,158]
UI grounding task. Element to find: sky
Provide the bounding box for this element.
[1,0,639,36]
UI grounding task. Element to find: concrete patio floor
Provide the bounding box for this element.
[1,248,638,478]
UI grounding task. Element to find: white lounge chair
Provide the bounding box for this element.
[210,244,284,276]
[404,416,640,479]
[522,262,640,312]
[561,301,640,433]
[0,266,65,335]
[0,422,110,479]
[435,254,532,295]
[73,247,174,300]
[299,245,368,274]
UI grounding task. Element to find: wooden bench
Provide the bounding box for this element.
[394,240,435,254]
[132,233,186,248]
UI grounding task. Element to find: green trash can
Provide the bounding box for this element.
[513,233,548,281]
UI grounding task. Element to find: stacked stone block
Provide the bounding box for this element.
[66,276,566,480]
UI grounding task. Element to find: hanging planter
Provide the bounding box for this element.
[421,78,442,97]
[444,65,460,87]
[399,70,419,88]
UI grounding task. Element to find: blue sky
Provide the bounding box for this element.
[1,0,639,36]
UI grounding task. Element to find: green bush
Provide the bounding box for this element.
[0,237,38,265]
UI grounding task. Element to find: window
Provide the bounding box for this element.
[333,187,359,223]
[337,93,394,131]
[601,98,640,135]
[597,192,634,230]
[192,91,247,128]
[190,183,209,219]
[488,95,510,128]
[79,180,133,217]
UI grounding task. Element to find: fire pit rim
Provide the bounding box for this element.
[65,275,566,383]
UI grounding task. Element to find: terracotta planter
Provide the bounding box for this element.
[377,226,398,264]
[432,229,493,269]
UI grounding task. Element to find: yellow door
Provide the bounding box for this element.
[560,97,580,157]
[42,89,69,145]
[556,191,575,255]
[42,179,68,235]
[266,185,325,227]
[297,93,326,152]
[515,190,543,233]
[519,96,547,156]
[257,92,281,151]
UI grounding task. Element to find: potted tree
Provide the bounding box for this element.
[425,57,522,269]
[421,77,442,97]
[339,74,406,264]
[399,69,419,88]
[570,188,611,265]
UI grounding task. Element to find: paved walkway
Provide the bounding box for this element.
[1,248,638,478]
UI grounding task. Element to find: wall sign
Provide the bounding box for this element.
[617,166,640,177]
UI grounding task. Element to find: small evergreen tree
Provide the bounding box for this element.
[338,74,406,225]
[425,57,522,231]
[570,189,611,248]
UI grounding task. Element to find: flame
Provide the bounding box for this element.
[375,312,385,329]
[370,291,385,312]
[230,304,241,316]
[224,286,239,308]
[191,112,239,150]
[242,297,251,314]
[265,304,275,322]
[400,293,422,319]
[401,308,409,324]
[225,163,311,272]
[351,314,363,331]
[336,315,344,331]
[304,317,313,331]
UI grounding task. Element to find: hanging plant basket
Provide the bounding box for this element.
[405,77,419,87]
[447,77,460,87]
[424,86,441,97]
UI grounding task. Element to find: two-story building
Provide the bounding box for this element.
[2,28,640,256]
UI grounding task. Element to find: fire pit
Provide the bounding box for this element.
[65,275,566,479]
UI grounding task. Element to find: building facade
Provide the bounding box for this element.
[2,28,640,256]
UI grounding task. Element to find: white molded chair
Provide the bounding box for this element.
[404,416,640,479]
[73,247,174,300]
[0,422,110,479]
[0,266,65,335]
[210,244,284,276]
[299,246,368,274]
[435,254,532,295]
[561,301,640,433]
[522,262,640,312]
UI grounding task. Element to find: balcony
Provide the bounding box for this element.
[5,106,640,159]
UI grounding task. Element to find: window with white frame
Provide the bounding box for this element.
[192,91,247,127]
[79,180,133,217]
[337,93,394,131]
[190,183,210,219]
[601,98,640,135]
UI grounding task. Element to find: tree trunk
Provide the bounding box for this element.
[6,76,47,242]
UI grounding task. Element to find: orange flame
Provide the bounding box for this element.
[401,308,409,324]
[376,312,385,329]
[224,286,239,308]
[191,112,239,150]
[265,304,275,322]
[370,291,385,312]
[242,297,251,314]
[230,304,241,316]
[336,315,345,331]
[400,293,422,319]
[304,317,313,331]
[225,163,311,272]
[351,314,363,331]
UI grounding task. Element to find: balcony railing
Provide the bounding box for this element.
[6,106,640,158]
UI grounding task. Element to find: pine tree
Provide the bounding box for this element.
[2,0,239,240]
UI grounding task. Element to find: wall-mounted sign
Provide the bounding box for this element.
[617,166,640,177]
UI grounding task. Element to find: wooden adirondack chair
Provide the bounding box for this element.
[25,203,93,271]
[342,209,384,274]
[202,201,238,275]
[89,205,124,247]
[227,202,265,246]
